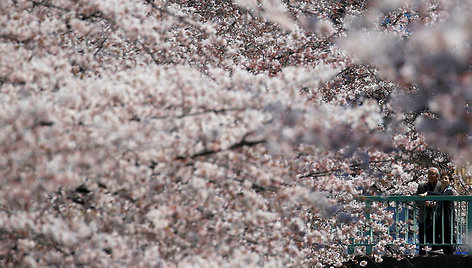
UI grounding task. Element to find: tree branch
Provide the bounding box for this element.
[300,158,402,178]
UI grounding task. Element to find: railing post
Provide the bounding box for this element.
[433,206,436,245]
[451,201,454,246]
[442,204,445,244]
[461,201,464,244]
[348,233,354,255]
[395,202,400,238]
[365,201,373,254]
[405,204,409,241]
[468,201,472,248]
[413,207,417,246]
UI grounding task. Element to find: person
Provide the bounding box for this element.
[416,167,441,255]
[420,174,456,255]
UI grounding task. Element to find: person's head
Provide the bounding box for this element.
[440,174,453,188]
[427,167,440,185]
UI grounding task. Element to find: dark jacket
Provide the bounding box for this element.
[416,181,441,223]
[428,185,456,244]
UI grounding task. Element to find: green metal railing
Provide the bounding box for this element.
[350,195,472,255]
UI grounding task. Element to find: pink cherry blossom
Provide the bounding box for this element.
[1,0,471,266]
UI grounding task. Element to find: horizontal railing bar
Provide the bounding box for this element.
[351,243,464,246]
[356,195,472,202]
[415,243,462,246]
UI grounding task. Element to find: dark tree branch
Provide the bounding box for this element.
[300,158,402,178]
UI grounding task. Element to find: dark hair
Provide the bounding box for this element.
[444,175,454,181]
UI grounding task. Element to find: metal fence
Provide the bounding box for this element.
[350,195,472,255]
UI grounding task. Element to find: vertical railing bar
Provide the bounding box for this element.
[365,201,373,255]
[387,201,391,237]
[465,200,468,246]
[462,201,464,244]
[449,201,457,244]
[463,200,466,245]
[457,201,460,244]
[463,202,470,247]
[456,201,459,245]
[423,209,426,248]
[405,203,409,241]
[463,201,465,245]
[460,202,466,244]
[347,222,354,254]
[442,203,445,244]
[433,206,436,245]
[467,201,472,248]
[413,205,417,246]
[460,201,463,244]
[371,202,374,245]
[467,201,469,246]
[396,201,400,239]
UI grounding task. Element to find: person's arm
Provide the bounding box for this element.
[426,188,453,196]
[444,188,454,196]
[416,183,424,195]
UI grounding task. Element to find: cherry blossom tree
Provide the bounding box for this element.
[1,0,471,266]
